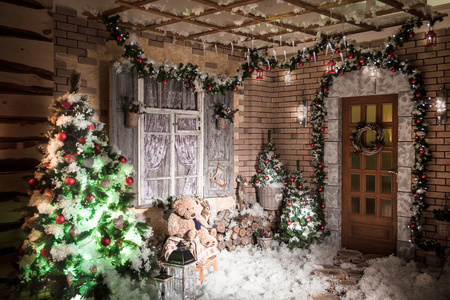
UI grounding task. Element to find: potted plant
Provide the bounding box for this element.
[254,228,272,249]
[213,103,238,130]
[123,97,143,128]
[419,240,446,268]
[433,208,450,237]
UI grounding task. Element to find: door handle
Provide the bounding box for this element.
[388,170,397,175]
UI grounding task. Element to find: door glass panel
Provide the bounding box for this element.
[366,105,376,122]
[351,152,360,169]
[351,174,360,191]
[366,175,376,192]
[382,128,392,146]
[365,130,376,146]
[381,199,392,217]
[351,106,361,123]
[366,198,376,215]
[382,104,393,123]
[177,118,196,131]
[381,176,392,194]
[365,155,376,170]
[351,197,360,213]
[381,152,392,170]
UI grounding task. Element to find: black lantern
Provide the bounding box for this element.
[154,268,174,300]
[165,241,196,300]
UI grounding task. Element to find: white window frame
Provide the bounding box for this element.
[136,78,204,206]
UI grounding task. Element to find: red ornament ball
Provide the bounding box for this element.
[45,163,51,168]
[411,78,417,85]
[233,86,238,92]
[77,138,86,145]
[40,248,49,257]
[315,102,319,107]
[95,145,101,152]
[299,61,304,67]
[416,119,422,124]
[29,178,38,188]
[318,187,323,192]
[248,67,252,72]
[391,67,396,73]
[413,193,418,197]
[55,215,65,224]
[290,178,295,182]
[298,185,303,189]
[339,70,345,75]
[348,54,354,59]
[302,200,306,205]
[275,167,279,171]
[162,79,168,85]
[409,31,415,38]
[321,226,325,230]
[410,224,415,228]
[415,92,422,98]
[287,221,292,226]
[101,237,111,247]
[274,154,277,158]
[415,136,419,140]
[284,181,288,186]
[318,164,323,168]
[388,52,393,58]
[137,57,143,63]
[323,87,328,92]
[264,176,269,180]
[255,179,259,183]
[57,132,67,142]
[257,169,262,173]
[125,177,134,186]
[65,177,75,187]
[306,217,311,222]
[359,57,364,63]
[356,65,361,70]
[287,201,292,206]
[264,159,269,164]
[117,36,123,42]
[420,149,425,154]
[310,54,314,60]
[334,49,340,54]
[119,156,127,163]
[320,128,325,132]
[208,86,212,91]
[422,174,427,179]
[310,143,314,147]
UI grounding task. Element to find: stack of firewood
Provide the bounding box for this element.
[212,209,278,251]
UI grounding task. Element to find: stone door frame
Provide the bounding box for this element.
[323,67,416,260]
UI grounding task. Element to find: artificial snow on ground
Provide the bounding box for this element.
[197,242,450,300]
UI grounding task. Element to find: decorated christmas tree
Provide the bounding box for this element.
[18,72,157,299]
[279,161,328,249]
[251,130,286,188]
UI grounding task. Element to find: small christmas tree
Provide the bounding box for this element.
[18,72,157,299]
[251,130,286,188]
[279,161,327,249]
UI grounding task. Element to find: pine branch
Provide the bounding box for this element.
[69,71,81,94]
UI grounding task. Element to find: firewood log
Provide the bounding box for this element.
[232,226,240,234]
[225,239,233,248]
[239,228,246,237]
[214,220,226,233]
[233,236,242,245]
[227,245,236,251]
[217,241,226,251]
[216,233,225,242]
[231,232,238,240]
[246,228,253,236]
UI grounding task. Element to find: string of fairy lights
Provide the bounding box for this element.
[103,15,443,251]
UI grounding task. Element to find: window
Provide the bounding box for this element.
[137,78,203,206]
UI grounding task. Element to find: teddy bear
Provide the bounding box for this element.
[168,197,217,248]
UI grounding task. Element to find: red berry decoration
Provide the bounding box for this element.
[339,70,345,75]
[422,174,427,179]
[137,57,143,63]
[415,92,422,98]
[298,185,303,189]
[119,156,127,163]
[302,200,306,205]
[248,67,252,72]
[162,79,168,85]
[391,67,396,73]
[65,177,75,187]
[359,57,364,63]
[57,132,67,142]
[388,52,393,58]
[101,237,111,247]
[125,177,134,186]
[275,167,279,171]
[55,215,65,225]
[306,217,311,222]
[264,176,269,180]
[356,65,361,70]
[287,221,292,226]
[414,193,418,197]
[349,53,354,59]
[299,61,304,67]
[77,138,86,145]
[29,178,38,188]
[264,159,269,164]
[287,201,292,206]
[409,31,415,38]
[40,248,49,257]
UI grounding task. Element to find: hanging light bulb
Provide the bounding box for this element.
[435,85,447,125]
[284,71,291,86]
[425,25,437,47]
[297,98,307,127]
[369,64,377,77]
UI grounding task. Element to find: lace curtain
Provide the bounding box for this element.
[175,118,197,195]
[144,114,169,198]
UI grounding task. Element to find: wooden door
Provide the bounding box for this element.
[342,94,398,255]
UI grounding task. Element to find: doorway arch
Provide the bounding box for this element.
[323,66,416,260]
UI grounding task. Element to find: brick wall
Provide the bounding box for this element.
[234,28,450,257]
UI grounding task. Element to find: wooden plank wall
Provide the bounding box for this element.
[0,0,53,296]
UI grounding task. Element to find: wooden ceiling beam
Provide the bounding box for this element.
[82,0,158,20]
[317,0,365,10]
[377,0,432,20]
